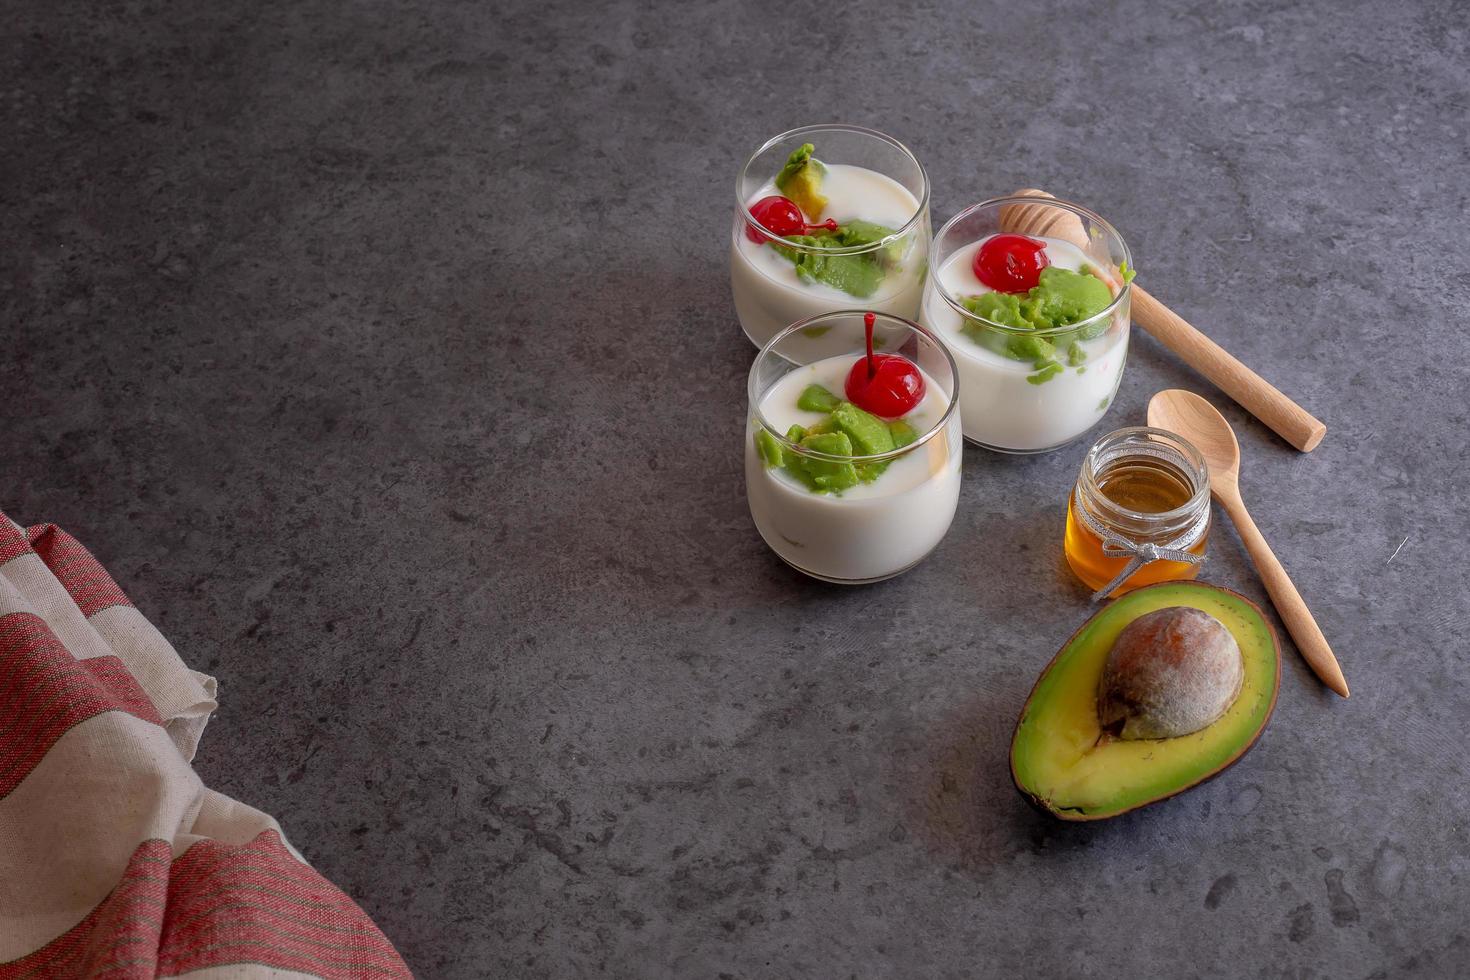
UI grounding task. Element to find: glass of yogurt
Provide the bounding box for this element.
[745,310,961,584]
[731,125,931,353]
[921,196,1133,454]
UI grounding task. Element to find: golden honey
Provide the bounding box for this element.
[1065,428,1211,597]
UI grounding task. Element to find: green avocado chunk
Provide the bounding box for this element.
[831,402,896,456]
[1032,266,1112,326]
[958,265,1115,383]
[837,219,893,246]
[1027,362,1064,386]
[835,219,904,266]
[774,143,828,220]
[770,234,884,299]
[796,384,842,413]
[790,430,859,493]
[754,427,785,467]
[888,419,919,449]
[963,266,1111,332]
[765,218,902,300]
[765,388,927,494]
[1010,582,1280,822]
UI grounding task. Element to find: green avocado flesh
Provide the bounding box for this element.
[775,142,828,219]
[755,385,918,495]
[1010,582,1280,821]
[958,266,1113,384]
[770,223,899,299]
[963,266,1111,332]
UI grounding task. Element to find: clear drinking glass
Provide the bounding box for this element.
[745,310,961,584]
[920,196,1132,454]
[731,125,931,352]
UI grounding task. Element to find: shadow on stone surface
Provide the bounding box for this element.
[906,683,1205,874]
[908,686,1032,872]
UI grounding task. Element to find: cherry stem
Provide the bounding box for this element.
[806,218,839,234]
[864,312,876,381]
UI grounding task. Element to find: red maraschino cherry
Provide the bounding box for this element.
[844,312,924,419]
[744,195,840,243]
[973,233,1050,293]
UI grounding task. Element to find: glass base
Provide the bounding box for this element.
[962,431,1090,455]
[739,319,764,350]
[771,546,937,585]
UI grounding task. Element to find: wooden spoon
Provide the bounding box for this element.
[1148,389,1348,697]
[1001,189,1327,453]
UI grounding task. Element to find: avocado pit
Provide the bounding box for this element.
[1098,606,1244,740]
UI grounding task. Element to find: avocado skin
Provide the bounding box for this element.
[1009,582,1282,822]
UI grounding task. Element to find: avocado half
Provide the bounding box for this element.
[1010,582,1281,821]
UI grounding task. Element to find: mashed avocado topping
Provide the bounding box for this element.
[755,384,919,494]
[768,222,901,299]
[760,144,904,299]
[959,265,1121,385]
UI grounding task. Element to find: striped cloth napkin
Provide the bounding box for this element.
[0,512,410,979]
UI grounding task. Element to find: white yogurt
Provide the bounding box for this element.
[745,354,961,582]
[921,235,1128,453]
[731,164,927,351]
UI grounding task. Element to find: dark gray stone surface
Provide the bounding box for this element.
[3,0,1467,976]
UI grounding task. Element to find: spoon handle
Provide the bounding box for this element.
[1132,286,1327,453]
[1219,495,1350,697]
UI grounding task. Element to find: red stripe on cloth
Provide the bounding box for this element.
[0,833,410,979]
[0,838,172,979]
[25,523,133,617]
[154,831,408,977]
[0,515,28,565]
[0,613,162,799]
[79,657,166,723]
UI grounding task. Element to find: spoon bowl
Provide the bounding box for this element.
[1148,389,1348,697]
[1147,389,1242,490]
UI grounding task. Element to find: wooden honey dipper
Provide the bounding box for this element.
[999,189,1327,452]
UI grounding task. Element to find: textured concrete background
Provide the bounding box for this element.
[3,0,1467,976]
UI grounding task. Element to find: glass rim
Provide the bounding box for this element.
[932,195,1133,336]
[748,310,959,464]
[734,124,931,257]
[1078,426,1210,524]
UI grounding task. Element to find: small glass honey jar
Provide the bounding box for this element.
[1064,426,1211,599]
